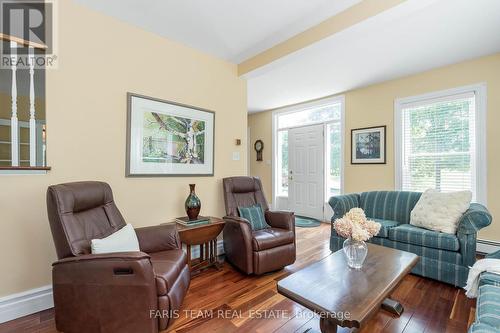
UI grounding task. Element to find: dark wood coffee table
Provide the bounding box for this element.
[277,243,418,333]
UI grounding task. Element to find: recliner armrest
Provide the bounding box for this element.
[135,223,181,253]
[52,251,154,281]
[222,215,254,274]
[265,211,295,231]
[53,251,150,265]
[51,251,158,333]
[223,215,251,225]
[457,203,492,235]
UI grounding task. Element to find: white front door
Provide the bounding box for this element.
[288,124,324,220]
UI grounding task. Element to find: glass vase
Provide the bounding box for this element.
[343,238,368,269]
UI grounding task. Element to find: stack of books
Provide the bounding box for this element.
[175,216,210,226]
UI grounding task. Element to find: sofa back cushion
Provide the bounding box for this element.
[360,191,422,224]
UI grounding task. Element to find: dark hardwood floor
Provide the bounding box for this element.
[0,223,476,333]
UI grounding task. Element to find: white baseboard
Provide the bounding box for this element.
[0,285,53,324]
[477,239,500,254]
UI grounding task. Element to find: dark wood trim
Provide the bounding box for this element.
[0,166,51,171]
[351,125,387,165]
[0,33,47,50]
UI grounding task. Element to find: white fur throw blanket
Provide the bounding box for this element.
[465,259,500,298]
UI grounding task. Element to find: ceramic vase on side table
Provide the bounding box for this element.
[185,184,201,220]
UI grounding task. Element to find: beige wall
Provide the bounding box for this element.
[248,53,500,241]
[248,111,273,201]
[0,0,247,297]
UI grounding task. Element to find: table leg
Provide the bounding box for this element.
[210,240,216,263]
[187,244,191,268]
[214,239,218,258]
[382,298,404,316]
[200,243,204,261]
[319,317,337,333]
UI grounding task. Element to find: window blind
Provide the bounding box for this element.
[400,92,477,200]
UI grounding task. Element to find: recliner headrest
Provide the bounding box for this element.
[48,181,114,213]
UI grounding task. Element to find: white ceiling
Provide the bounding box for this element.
[245,0,500,112]
[74,0,361,63]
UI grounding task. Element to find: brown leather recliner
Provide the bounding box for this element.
[222,176,296,274]
[46,181,190,333]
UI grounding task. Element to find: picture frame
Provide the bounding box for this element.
[126,93,215,177]
[351,125,386,164]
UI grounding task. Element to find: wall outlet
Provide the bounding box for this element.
[232,152,240,161]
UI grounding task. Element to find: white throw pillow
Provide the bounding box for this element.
[410,189,472,234]
[91,224,140,254]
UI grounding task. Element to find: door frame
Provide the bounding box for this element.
[271,95,345,221]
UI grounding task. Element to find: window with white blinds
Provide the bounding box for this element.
[395,85,487,203]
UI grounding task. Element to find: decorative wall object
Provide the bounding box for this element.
[351,125,386,164]
[185,184,201,220]
[254,139,264,161]
[126,93,215,176]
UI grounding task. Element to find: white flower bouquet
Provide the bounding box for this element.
[333,208,381,242]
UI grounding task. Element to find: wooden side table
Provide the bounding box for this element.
[175,217,225,275]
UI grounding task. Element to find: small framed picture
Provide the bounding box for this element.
[351,125,386,164]
[126,93,215,177]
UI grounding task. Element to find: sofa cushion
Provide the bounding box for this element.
[360,191,422,224]
[371,218,401,238]
[410,189,472,234]
[476,284,500,329]
[252,228,294,251]
[388,224,460,251]
[150,249,187,295]
[369,235,463,265]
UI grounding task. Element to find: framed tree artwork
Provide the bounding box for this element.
[126,93,215,177]
[351,125,386,164]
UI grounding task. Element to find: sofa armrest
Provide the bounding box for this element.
[265,211,295,231]
[486,250,500,260]
[135,223,181,252]
[328,193,360,222]
[457,203,492,235]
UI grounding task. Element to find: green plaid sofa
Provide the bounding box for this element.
[329,191,492,287]
[468,250,500,333]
